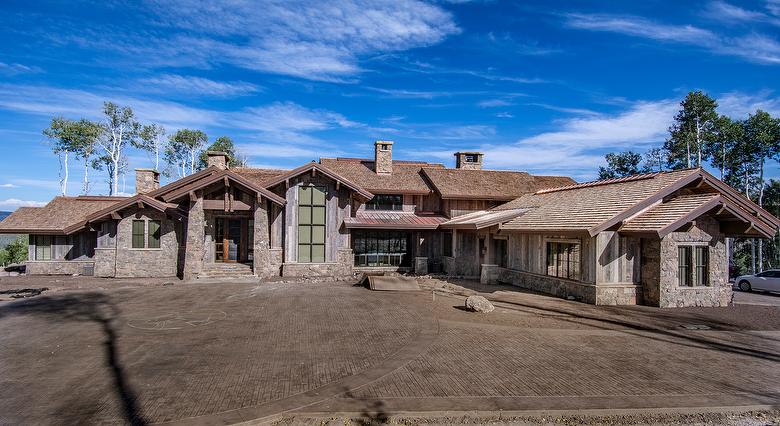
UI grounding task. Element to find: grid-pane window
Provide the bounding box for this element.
[546,241,580,280]
[365,194,403,211]
[34,235,52,260]
[352,230,410,267]
[148,220,161,249]
[678,246,693,287]
[132,220,145,249]
[494,238,508,268]
[298,186,326,263]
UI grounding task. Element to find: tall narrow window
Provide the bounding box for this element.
[34,235,52,260]
[494,238,508,268]
[693,246,710,286]
[298,185,326,263]
[442,231,453,257]
[132,220,145,249]
[678,246,693,287]
[148,220,161,249]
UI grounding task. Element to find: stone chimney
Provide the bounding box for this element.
[135,168,160,194]
[454,152,483,170]
[207,151,229,170]
[374,140,393,175]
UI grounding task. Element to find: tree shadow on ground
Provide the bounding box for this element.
[341,389,389,425]
[0,293,147,425]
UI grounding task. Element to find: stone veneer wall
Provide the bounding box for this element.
[281,248,353,277]
[114,208,179,278]
[94,248,116,277]
[654,215,730,307]
[26,260,94,275]
[492,267,639,305]
[183,196,205,280]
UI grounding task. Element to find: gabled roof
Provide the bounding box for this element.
[160,169,286,205]
[441,208,529,230]
[344,211,448,229]
[231,167,289,187]
[422,168,575,200]
[66,194,183,234]
[263,161,374,199]
[319,158,443,195]
[0,196,127,235]
[497,168,780,238]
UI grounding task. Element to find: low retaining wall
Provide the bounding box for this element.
[495,267,639,305]
[26,260,95,276]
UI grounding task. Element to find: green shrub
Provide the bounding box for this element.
[0,235,28,266]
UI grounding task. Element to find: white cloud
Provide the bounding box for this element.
[716,90,780,117]
[704,1,780,26]
[478,99,512,108]
[0,183,18,188]
[114,0,461,81]
[138,74,261,97]
[563,12,780,65]
[0,62,40,76]
[526,103,600,116]
[0,199,46,210]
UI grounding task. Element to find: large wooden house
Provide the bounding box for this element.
[1,141,776,308]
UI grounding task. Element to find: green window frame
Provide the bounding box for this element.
[148,220,161,249]
[679,245,709,287]
[298,185,326,263]
[695,246,709,286]
[132,220,145,248]
[34,235,52,260]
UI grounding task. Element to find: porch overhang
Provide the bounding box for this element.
[441,208,528,230]
[161,169,286,205]
[66,194,184,234]
[343,212,447,230]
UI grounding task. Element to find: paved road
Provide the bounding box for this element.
[0,277,778,425]
[733,288,780,307]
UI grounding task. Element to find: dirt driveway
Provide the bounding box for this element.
[0,276,778,425]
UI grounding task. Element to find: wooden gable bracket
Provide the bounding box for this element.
[224,176,230,187]
[189,190,197,201]
[311,167,316,177]
[229,191,235,213]
[111,211,122,220]
[136,200,144,209]
[285,178,289,189]
[336,180,341,191]
[224,189,229,212]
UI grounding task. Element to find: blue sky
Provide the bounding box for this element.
[1,0,779,210]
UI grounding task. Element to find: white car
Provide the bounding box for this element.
[735,269,780,293]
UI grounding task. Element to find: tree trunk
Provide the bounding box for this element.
[61,152,69,196]
[696,118,702,167]
[720,143,725,179]
[112,156,119,196]
[686,138,691,168]
[83,156,89,195]
[758,160,765,272]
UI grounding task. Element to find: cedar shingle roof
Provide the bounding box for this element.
[232,167,289,187]
[422,168,575,200]
[498,169,702,234]
[0,196,127,234]
[620,193,720,235]
[319,158,444,194]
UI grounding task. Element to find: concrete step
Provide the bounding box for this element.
[198,263,254,278]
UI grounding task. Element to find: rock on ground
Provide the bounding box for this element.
[465,295,494,313]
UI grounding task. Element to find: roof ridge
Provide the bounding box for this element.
[535,168,699,195]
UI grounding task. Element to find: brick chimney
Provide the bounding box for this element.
[207,151,229,170]
[454,152,483,170]
[135,168,160,194]
[374,141,393,175]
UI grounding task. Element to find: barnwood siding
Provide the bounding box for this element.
[444,199,502,218]
[505,231,596,284]
[595,231,641,284]
[283,173,352,263]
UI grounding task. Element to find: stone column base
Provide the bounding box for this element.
[414,257,428,275]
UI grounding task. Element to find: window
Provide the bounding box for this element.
[298,185,326,263]
[679,245,709,287]
[380,143,390,151]
[442,231,453,257]
[132,219,162,249]
[148,220,161,249]
[546,241,580,280]
[34,235,52,260]
[353,230,410,267]
[493,238,507,268]
[365,194,403,211]
[132,220,145,248]
[464,153,479,163]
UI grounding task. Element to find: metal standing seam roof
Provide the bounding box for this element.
[343,211,448,229]
[441,208,529,229]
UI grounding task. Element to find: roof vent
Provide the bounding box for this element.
[455,152,483,170]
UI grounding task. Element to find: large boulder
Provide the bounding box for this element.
[465,295,494,313]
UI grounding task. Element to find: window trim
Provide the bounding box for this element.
[131,219,163,250]
[34,235,52,261]
[365,194,404,211]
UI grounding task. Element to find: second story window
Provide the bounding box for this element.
[365,194,403,211]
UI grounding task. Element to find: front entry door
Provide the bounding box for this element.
[216,218,242,262]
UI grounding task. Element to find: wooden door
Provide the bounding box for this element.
[215,218,242,263]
